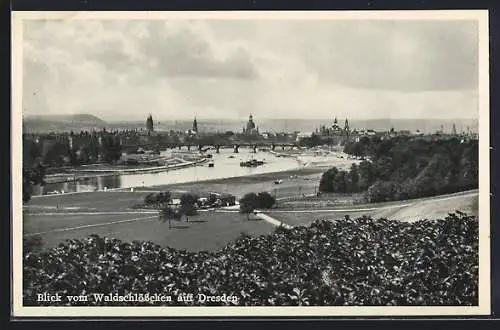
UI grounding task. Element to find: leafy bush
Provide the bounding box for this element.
[257,192,276,209]
[321,137,478,202]
[143,191,171,207]
[23,164,46,203]
[239,193,259,219]
[23,212,478,306]
[180,194,199,215]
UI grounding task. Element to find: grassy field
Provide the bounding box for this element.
[24,210,275,252]
[25,191,276,251]
[28,191,153,212]
[266,191,479,227]
[24,166,479,253]
[264,210,370,227]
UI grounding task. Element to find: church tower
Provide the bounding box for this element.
[192,117,198,133]
[146,114,154,132]
[344,118,350,132]
[246,113,256,133]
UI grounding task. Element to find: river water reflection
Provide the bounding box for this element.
[36,149,304,195]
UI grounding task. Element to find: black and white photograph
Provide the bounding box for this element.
[12,11,490,317]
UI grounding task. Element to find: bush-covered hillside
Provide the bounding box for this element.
[23,212,478,306]
[320,136,478,202]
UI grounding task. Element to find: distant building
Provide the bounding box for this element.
[356,129,376,136]
[185,129,197,136]
[192,117,198,133]
[296,132,313,141]
[414,130,425,136]
[331,117,343,134]
[314,116,352,145]
[451,123,457,135]
[146,114,154,132]
[243,114,259,135]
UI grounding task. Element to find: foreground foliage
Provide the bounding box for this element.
[24,212,478,306]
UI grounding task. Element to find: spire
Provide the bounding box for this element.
[192,117,198,132]
[334,117,338,125]
[344,118,349,131]
[146,113,154,131]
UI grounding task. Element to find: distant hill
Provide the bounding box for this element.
[23,114,108,133]
[23,114,478,135]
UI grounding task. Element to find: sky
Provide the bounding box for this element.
[22,18,479,121]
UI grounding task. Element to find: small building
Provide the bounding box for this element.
[366,129,376,136]
[413,130,425,136]
[185,129,197,136]
[296,132,313,141]
[399,130,411,136]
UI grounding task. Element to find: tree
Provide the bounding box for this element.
[144,193,156,206]
[319,167,339,192]
[348,163,359,193]
[207,193,218,206]
[101,135,122,163]
[23,164,46,203]
[179,193,199,221]
[365,180,396,203]
[157,191,172,206]
[338,135,478,203]
[239,192,260,220]
[23,138,41,169]
[160,205,181,229]
[332,170,348,193]
[146,114,154,131]
[257,192,276,209]
[144,191,172,208]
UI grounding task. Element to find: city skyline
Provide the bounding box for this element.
[22,16,479,121]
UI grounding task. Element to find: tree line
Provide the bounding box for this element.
[319,136,478,203]
[23,134,122,169]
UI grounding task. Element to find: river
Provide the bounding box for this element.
[34,148,303,195]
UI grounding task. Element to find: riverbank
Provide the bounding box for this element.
[126,166,327,199]
[44,158,209,184]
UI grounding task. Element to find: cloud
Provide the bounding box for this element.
[281,20,478,92]
[74,20,259,81]
[21,18,480,120]
[139,23,258,80]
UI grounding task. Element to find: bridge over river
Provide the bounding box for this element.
[123,142,300,154]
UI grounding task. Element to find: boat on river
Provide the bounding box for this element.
[240,159,265,167]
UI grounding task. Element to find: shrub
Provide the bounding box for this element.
[257,192,276,209]
[239,193,259,219]
[23,212,478,306]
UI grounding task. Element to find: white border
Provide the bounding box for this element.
[11,10,491,317]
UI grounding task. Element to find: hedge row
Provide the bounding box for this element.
[24,212,478,306]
